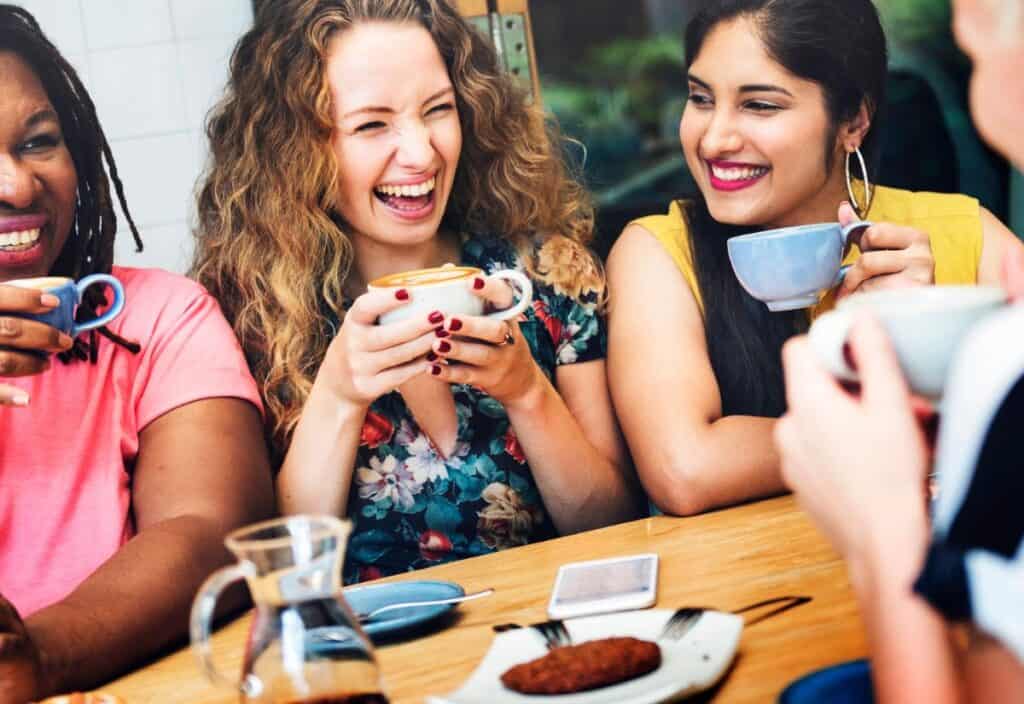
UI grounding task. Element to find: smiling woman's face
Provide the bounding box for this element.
[0,51,77,281]
[680,17,847,228]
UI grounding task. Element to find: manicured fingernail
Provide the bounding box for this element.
[437,340,451,353]
[431,364,442,376]
[473,277,485,290]
[395,289,410,301]
[40,293,60,307]
[448,318,463,332]
[435,328,450,338]
[428,310,444,324]
[10,393,29,407]
[426,351,438,362]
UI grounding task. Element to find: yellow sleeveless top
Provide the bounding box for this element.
[630,185,983,319]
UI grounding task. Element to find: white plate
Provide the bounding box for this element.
[426,608,743,704]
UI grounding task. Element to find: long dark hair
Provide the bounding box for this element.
[0,4,142,362]
[683,0,887,417]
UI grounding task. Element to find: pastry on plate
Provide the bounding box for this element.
[500,636,661,694]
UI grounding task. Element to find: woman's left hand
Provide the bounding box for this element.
[836,201,935,299]
[427,274,544,407]
[0,593,44,704]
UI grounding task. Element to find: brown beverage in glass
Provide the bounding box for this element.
[191,517,386,703]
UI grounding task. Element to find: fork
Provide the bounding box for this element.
[658,607,706,641]
[531,619,572,649]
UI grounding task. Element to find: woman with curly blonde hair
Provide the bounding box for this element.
[193,0,636,582]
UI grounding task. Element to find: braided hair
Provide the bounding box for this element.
[0,4,143,362]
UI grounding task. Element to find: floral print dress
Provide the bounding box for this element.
[344,233,606,583]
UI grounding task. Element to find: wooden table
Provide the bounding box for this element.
[102,496,868,703]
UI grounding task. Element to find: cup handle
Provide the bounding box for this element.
[190,562,264,697]
[839,220,871,249]
[484,270,533,321]
[808,309,859,383]
[73,274,125,336]
[830,221,872,289]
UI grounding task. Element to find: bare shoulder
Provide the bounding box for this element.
[607,224,701,323]
[978,206,1024,285]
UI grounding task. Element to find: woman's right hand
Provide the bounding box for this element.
[315,287,443,407]
[0,284,73,406]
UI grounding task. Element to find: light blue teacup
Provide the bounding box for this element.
[5,274,125,340]
[727,221,871,311]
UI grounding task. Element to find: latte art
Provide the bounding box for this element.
[369,266,479,288]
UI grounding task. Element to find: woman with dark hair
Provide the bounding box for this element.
[0,5,273,700]
[607,0,1024,516]
[193,0,635,583]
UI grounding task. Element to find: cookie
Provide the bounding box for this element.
[500,636,661,694]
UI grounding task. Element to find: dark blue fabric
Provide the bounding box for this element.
[779,659,875,704]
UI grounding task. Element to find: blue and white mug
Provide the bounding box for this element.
[5,274,125,339]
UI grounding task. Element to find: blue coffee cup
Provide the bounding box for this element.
[5,274,125,338]
[727,221,871,311]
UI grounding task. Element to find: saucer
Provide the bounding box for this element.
[343,579,465,638]
[779,659,874,703]
[427,608,742,704]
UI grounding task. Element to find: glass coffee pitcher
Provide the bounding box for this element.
[190,515,386,704]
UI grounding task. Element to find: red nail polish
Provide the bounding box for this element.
[473,277,485,290]
[448,318,463,332]
[435,328,450,338]
[431,364,442,376]
[426,351,438,362]
[438,340,451,353]
[428,310,444,324]
[395,289,409,301]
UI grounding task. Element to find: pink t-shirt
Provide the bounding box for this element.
[0,267,262,616]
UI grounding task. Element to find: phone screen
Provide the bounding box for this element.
[553,557,656,605]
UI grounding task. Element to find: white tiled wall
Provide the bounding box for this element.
[13,0,253,274]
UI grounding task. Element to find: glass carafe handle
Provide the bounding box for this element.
[189,562,263,697]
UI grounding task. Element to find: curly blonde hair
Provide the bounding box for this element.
[192,0,596,461]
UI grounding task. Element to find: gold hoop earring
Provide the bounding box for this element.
[845,146,873,218]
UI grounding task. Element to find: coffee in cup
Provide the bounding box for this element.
[3,274,125,339]
[728,221,871,311]
[808,285,1007,401]
[368,265,532,325]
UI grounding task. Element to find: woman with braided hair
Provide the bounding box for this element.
[0,6,273,701]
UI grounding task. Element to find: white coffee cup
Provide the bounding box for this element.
[367,265,533,326]
[808,285,1007,401]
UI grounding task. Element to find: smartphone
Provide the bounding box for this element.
[547,553,659,620]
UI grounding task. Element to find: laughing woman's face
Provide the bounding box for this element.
[0,51,77,281]
[327,21,462,253]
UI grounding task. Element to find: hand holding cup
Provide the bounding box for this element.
[0,284,70,406]
[0,274,124,406]
[426,272,544,407]
[834,201,936,300]
[317,286,442,408]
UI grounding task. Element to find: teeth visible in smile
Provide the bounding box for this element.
[0,228,40,249]
[374,176,436,198]
[710,165,769,181]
